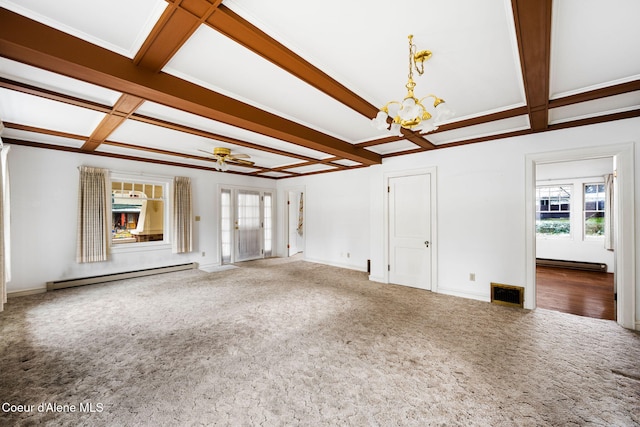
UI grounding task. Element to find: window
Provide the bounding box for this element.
[584,183,605,238]
[536,185,571,237]
[111,178,167,245]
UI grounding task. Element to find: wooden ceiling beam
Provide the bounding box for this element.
[0,77,111,113]
[3,122,86,141]
[0,8,381,166]
[81,93,145,151]
[134,0,223,71]
[0,77,329,165]
[207,6,381,123]
[549,79,640,109]
[129,113,341,166]
[511,0,552,132]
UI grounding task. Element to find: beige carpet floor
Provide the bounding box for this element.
[1,258,639,426]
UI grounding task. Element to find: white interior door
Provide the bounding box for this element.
[388,173,432,290]
[236,190,262,261]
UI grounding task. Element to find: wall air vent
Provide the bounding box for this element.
[490,283,524,308]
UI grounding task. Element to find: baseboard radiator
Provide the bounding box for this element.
[491,283,524,308]
[536,258,607,272]
[47,263,197,291]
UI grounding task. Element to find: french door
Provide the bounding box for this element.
[220,187,274,263]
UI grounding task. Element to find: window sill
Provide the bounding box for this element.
[111,241,172,254]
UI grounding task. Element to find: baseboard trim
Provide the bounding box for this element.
[303,257,367,272]
[368,275,386,283]
[8,287,47,298]
[437,287,491,303]
[47,263,198,291]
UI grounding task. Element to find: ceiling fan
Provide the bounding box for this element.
[198,147,254,171]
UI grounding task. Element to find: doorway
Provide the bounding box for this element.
[286,190,304,257]
[386,169,436,291]
[534,158,615,320]
[525,143,635,329]
[220,187,274,264]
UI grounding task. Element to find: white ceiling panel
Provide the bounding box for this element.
[331,159,362,167]
[98,143,266,173]
[0,88,106,136]
[364,140,418,155]
[0,128,84,148]
[0,57,121,106]
[549,91,640,125]
[164,25,384,143]
[0,0,167,58]
[136,101,335,160]
[282,164,337,174]
[110,120,306,169]
[223,0,526,121]
[550,0,640,99]
[95,143,224,169]
[427,115,531,145]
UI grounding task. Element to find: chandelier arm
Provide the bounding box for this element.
[381,100,402,113]
[418,94,445,108]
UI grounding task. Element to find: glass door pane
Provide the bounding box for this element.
[220,189,232,264]
[236,190,262,261]
[264,193,273,257]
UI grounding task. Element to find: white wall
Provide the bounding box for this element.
[7,145,275,293]
[536,158,615,271]
[277,168,370,271]
[278,117,640,328]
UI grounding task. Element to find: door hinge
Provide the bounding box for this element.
[287,244,290,249]
[614,293,618,301]
[387,186,390,193]
[388,264,390,271]
[287,200,290,205]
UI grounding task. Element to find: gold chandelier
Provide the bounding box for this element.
[371,35,453,135]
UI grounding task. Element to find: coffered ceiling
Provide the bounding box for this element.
[0,0,639,178]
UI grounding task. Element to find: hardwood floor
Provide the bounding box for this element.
[536,266,615,320]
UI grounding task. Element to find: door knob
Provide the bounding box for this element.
[424,240,430,247]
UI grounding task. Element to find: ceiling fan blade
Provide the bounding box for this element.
[229,153,250,159]
[197,149,221,160]
[227,158,255,166]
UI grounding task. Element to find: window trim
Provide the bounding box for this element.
[583,181,606,241]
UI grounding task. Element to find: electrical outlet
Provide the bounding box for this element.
[469,273,476,281]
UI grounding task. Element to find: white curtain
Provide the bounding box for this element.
[604,173,614,251]
[76,166,110,263]
[0,144,11,311]
[172,176,192,254]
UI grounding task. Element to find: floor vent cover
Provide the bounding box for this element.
[491,283,524,308]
